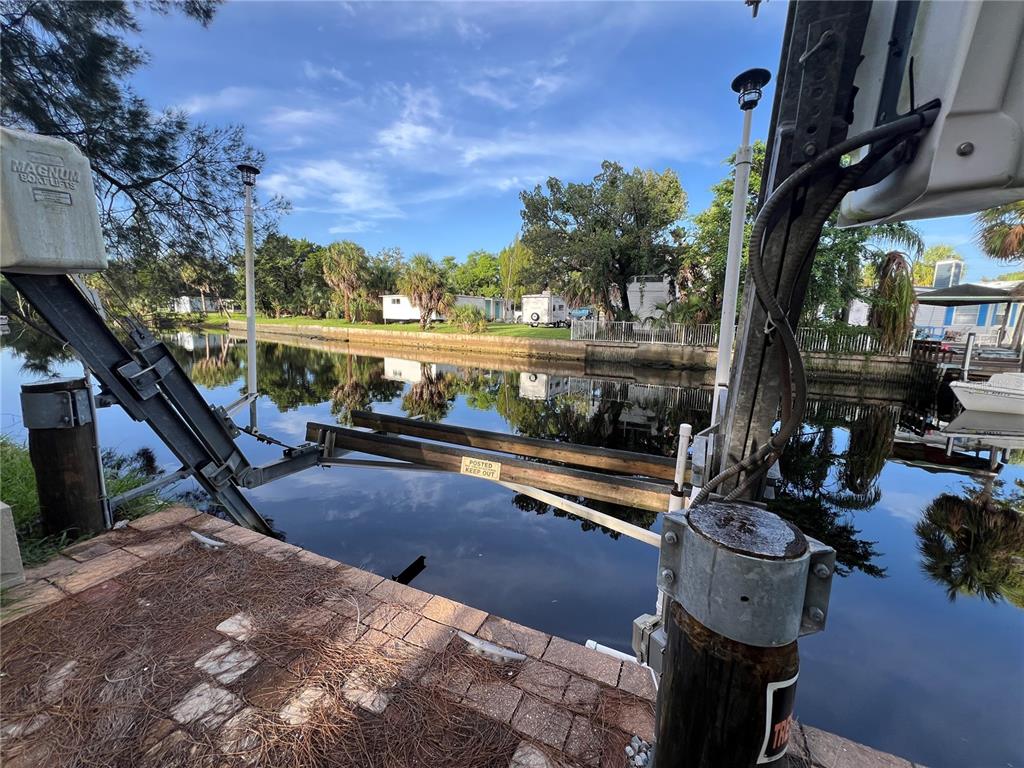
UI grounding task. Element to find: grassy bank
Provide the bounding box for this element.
[216,313,572,340]
[0,437,168,566]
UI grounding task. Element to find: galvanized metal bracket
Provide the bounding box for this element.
[20,388,93,429]
[657,504,835,648]
[117,355,176,400]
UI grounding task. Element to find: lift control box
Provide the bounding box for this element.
[1,127,107,274]
[839,0,1024,226]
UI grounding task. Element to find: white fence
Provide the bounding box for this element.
[572,319,913,356]
[570,320,720,347]
[794,326,913,356]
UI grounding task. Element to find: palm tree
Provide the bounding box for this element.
[868,251,916,354]
[397,253,453,330]
[322,241,369,322]
[975,202,1024,263]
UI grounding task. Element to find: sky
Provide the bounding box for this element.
[132,0,1008,279]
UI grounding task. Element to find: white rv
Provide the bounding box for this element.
[521,291,568,327]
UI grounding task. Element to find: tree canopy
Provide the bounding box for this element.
[975,202,1024,265]
[397,253,453,329]
[449,250,501,297]
[520,161,686,316]
[1,0,284,312]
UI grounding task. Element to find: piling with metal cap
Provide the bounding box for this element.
[20,377,106,536]
[653,501,834,766]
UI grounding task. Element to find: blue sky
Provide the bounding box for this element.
[133,1,1007,279]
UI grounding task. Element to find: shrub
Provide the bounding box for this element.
[449,305,489,333]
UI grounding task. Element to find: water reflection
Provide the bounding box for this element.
[917,478,1024,607]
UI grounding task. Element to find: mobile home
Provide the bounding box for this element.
[625,276,674,321]
[521,291,568,326]
[518,372,570,401]
[381,294,504,324]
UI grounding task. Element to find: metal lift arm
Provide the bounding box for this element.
[4,272,274,534]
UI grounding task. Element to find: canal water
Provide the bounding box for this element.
[2,329,1022,768]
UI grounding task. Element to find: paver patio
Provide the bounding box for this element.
[0,507,924,767]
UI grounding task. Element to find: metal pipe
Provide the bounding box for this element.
[497,480,660,548]
[242,177,258,416]
[711,107,755,425]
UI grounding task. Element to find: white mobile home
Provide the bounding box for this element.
[521,291,568,326]
[625,276,674,321]
[169,295,235,314]
[518,372,570,401]
[381,294,504,323]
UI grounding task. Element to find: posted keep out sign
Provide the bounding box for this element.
[757,673,798,763]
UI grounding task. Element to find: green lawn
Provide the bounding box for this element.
[215,314,571,340]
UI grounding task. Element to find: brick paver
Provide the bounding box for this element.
[514,660,570,702]
[475,615,551,659]
[421,595,488,633]
[542,636,621,686]
[0,509,925,768]
[512,696,572,749]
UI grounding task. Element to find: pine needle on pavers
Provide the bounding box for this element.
[0,538,650,768]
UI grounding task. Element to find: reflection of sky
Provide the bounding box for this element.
[2,337,1022,768]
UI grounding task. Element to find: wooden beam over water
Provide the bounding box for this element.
[349,410,678,481]
[307,422,673,513]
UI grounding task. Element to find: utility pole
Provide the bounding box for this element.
[710,68,771,426]
[237,163,261,428]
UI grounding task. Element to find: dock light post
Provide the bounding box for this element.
[710,68,771,426]
[237,163,260,427]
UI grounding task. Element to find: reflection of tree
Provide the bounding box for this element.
[772,426,886,577]
[510,492,658,539]
[330,355,401,425]
[490,372,709,458]
[2,317,77,376]
[916,480,1024,607]
[190,337,242,389]
[402,365,458,422]
[843,408,897,496]
[254,343,338,411]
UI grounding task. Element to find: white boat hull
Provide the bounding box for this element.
[950,378,1024,415]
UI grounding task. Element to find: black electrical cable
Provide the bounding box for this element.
[692,105,939,506]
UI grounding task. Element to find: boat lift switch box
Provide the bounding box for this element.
[0,127,107,274]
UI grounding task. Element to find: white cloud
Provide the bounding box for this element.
[375,84,444,155]
[377,121,436,155]
[179,86,257,115]
[460,81,516,110]
[459,58,572,111]
[261,159,402,233]
[454,17,488,47]
[302,60,361,89]
[262,107,336,131]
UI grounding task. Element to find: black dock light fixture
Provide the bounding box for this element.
[236,162,261,187]
[731,67,772,111]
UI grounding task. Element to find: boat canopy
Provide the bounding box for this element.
[916,282,1023,307]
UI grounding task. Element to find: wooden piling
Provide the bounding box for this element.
[20,377,105,536]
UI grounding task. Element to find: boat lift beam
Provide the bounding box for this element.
[3,273,274,535]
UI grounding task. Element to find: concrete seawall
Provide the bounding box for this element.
[227,320,719,371]
[224,320,919,385]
